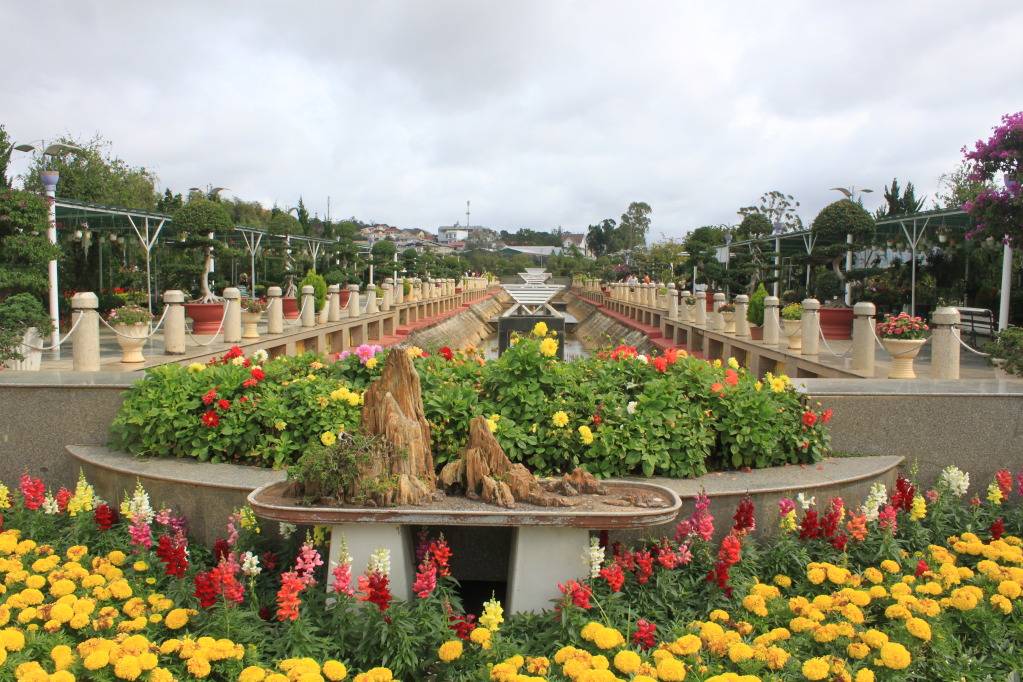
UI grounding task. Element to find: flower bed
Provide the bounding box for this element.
[111,330,832,477]
[1,465,1021,680]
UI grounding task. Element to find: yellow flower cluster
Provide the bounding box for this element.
[580,621,626,650]
[532,321,548,337]
[329,384,363,407]
[539,337,559,357]
[552,411,570,428]
[578,425,594,445]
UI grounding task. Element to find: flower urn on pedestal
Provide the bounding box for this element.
[114,324,149,363]
[782,319,802,350]
[240,299,267,339]
[882,338,927,379]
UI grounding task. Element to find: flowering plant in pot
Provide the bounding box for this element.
[984,326,1023,378]
[241,298,268,314]
[875,312,929,339]
[780,303,802,321]
[0,293,54,368]
[683,295,697,307]
[876,312,930,378]
[106,305,153,326]
[718,302,736,314]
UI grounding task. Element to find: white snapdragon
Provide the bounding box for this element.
[240,551,262,577]
[42,493,59,515]
[860,483,888,522]
[939,465,970,498]
[585,536,605,579]
[369,547,391,576]
[627,401,638,415]
[796,492,815,510]
[279,522,297,539]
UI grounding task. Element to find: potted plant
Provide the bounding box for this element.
[780,302,803,350]
[107,305,154,363]
[683,295,698,319]
[297,270,328,319]
[984,326,1023,379]
[0,189,61,370]
[0,293,54,371]
[746,283,768,340]
[240,298,267,339]
[876,312,930,379]
[718,301,737,333]
[171,198,235,334]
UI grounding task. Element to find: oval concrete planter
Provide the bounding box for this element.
[183,302,226,335]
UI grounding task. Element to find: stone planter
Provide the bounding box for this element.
[686,304,698,319]
[819,307,854,340]
[722,311,736,333]
[782,319,802,350]
[882,338,927,379]
[240,311,263,339]
[1,327,43,371]
[113,323,149,363]
[281,297,300,319]
[183,302,226,335]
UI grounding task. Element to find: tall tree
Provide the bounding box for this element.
[585,218,617,258]
[619,201,652,255]
[21,134,158,210]
[296,196,310,233]
[464,227,499,250]
[738,191,803,232]
[156,189,183,214]
[0,125,13,190]
[874,178,924,219]
[934,161,993,210]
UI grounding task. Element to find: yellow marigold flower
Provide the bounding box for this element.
[240,667,268,682]
[855,669,875,682]
[24,574,45,589]
[321,661,347,681]
[807,567,826,585]
[533,321,548,337]
[84,650,109,670]
[470,627,492,647]
[107,551,127,566]
[50,602,75,624]
[438,640,463,662]
[743,593,768,617]
[999,580,1022,599]
[774,574,792,588]
[613,650,642,674]
[879,641,911,669]
[115,654,143,681]
[906,617,931,641]
[0,627,26,650]
[526,656,550,675]
[164,608,192,630]
[539,337,559,357]
[880,560,900,574]
[670,634,702,656]
[728,642,755,663]
[801,657,831,680]
[847,642,870,659]
[552,411,569,428]
[591,654,610,670]
[49,579,76,598]
[991,593,1013,614]
[554,646,583,664]
[320,431,337,447]
[266,674,289,682]
[827,565,850,584]
[709,609,730,622]
[150,669,175,682]
[656,657,687,682]
[578,425,594,444]
[593,627,624,649]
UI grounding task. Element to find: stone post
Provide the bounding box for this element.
[412,280,421,302]
[365,283,379,315]
[328,285,341,322]
[162,290,186,354]
[267,286,284,334]
[348,284,362,319]
[735,294,750,338]
[851,302,875,373]
[71,292,100,371]
[667,283,678,320]
[300,286,316,327]
[763,296,780,345]
[318,290,331,325]
[648,283,657,307]
[393,278,403,305]
[712,292,725,331]
[381,282,393,311]
[695,291,708,326]
[801,298,820,357]
[223,287,242,343]
[930,307,960,379]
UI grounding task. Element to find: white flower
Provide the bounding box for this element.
[43,493,59,515]
[240,551,262,577]
[252,349,269,363]
[939,465,970,498]
[627,401,638,415]
[121,481,155,524]
[369,547,390,576]
[585,536,605,579]
[796,492,815,510]
[279,522,297,539]
[636,355,649,365]
[860,483,887,522]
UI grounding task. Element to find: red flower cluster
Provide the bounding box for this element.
[822,499,847,551]
[799,508,821,540]
[732,495,755,535]
[653,356,668,372]
[412,558,437,599]
[724,369,739,387]
[439,346,454,361]
[558,579,592,609]
[357,572,392,611]
[915,559,931,577]
[889,475,915,513]
[664,348,679,364]
[609,345,637,361]
[634,550,654,583]
[201,389,218,406]
[632,619,657,650]
[448,609,477,640]
[991,518,1005,541]
[708,533,742,597]
[201,411,220,428]
[802,411,818,427]
[276,570,306,620]
[156,535,189,578]
[996,468,1013,502]
[599,564,625,592]
[18,474,45,510]
[428,537,452,577]
[94,503,118,530]
[55,487,73,514]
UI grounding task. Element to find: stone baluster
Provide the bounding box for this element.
[695,291,708,326]
[223,287,242,342]
[300,286,316,327]
[801,298,820,356]
[267,286,284,334]
[381,282,393,311]
[348,285,362,318]
[851,302,875,373]
[735,294,751,338]
[667,283,678,320]
[930,307,960,379]
[318,290,332,324]
[71,292,101,371]
[365,283,379,315]
[328,285,341,322]
[162,290,186,355]
[712,293,725,331]
[763,296,780,345]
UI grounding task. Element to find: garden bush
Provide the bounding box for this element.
[111,331,830,477]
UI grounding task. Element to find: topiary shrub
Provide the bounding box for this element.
[0,293,54,363]
[747,283,769,326]
[170,199,235,302]
[298,270,328,311]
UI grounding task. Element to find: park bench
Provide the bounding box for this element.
[953,306,995,347]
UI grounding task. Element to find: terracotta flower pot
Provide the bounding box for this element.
[883,338,927,379]
[184,302,226,335]
[281,297,300,320]
[749,325,764,341]
[819,307,854,340]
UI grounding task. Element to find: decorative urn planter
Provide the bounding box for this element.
[686,303,698,319]
[114,323,149,363]
[281,297,300,319]
[1,327,43,371]
[818,307,854,340]
[240,311,263,339]
[722,311,736,333]
[883,338,927,379]
[782,319,802,350]
[183,302,226,335]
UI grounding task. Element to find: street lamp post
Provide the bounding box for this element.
[13,142,82,356]
[772,222,783,297]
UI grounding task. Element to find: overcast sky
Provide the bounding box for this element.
[4,1,1023,242]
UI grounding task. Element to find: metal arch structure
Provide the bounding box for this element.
[497,271,568,359]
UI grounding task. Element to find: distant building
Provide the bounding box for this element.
[437,224,486,245]
[561,232,591,257]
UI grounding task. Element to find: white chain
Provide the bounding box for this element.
[952,328,991,356]
[811,311,853,358]
[17,313,85,351]
[99,306,170,339]
[186,302,230,346]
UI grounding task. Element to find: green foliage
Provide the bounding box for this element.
[874,177,924,219]
[171,198,235,240]
[298,270,328,311]
[0,293,53,362]
[0,189,59,302]
[812,269,843,301]
[286,432,379,505]
[269,211,302,237]
[781,303,803,320]
[811,199,875,238]
[984,326,1023,377]
[746,283,769,326]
